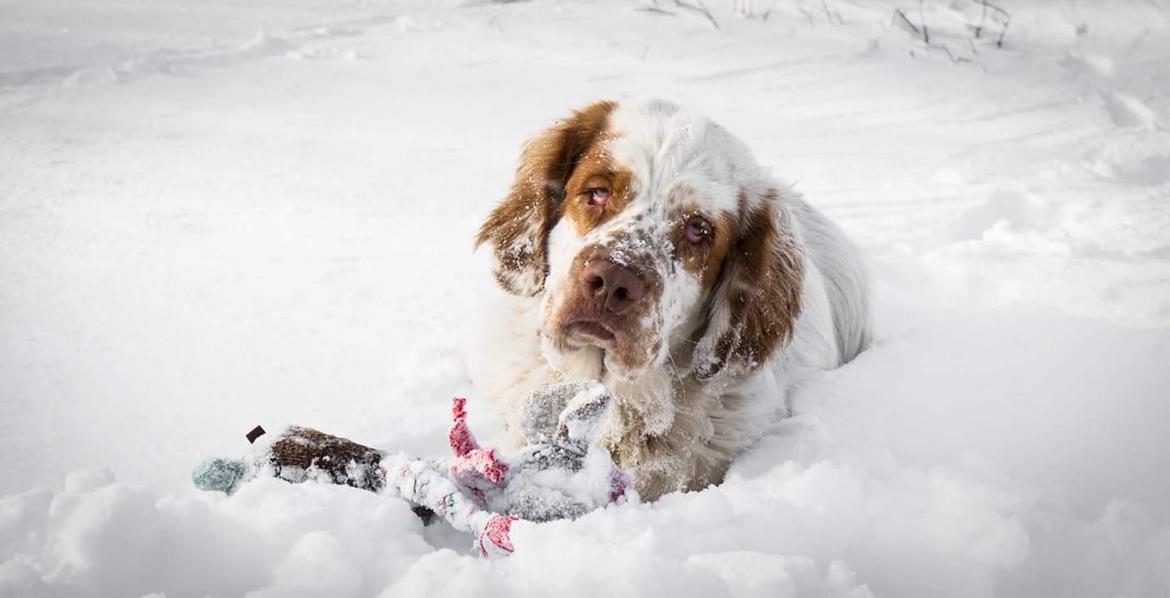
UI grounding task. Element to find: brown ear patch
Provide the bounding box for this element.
[475,101,618,296]
[695,190,804,380]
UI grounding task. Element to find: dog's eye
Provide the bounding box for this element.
[683,218,712,244]
[586,187,611,207]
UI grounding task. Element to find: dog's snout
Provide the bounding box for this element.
[581,260,645,315]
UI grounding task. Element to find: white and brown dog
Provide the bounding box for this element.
[470,98,870,500]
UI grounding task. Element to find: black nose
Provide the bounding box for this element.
[581,260,645,315]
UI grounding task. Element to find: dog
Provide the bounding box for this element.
[470,98,870,500]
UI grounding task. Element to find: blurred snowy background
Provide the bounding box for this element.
[1,0,1169,596]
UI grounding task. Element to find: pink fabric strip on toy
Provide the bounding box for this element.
[383,452,517,558]
[376,397,519,558]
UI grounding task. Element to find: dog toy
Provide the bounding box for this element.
[192,381,634,557]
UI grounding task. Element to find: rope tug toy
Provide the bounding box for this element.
[192,381,636,557]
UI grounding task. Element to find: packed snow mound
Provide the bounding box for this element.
[4,312,1168,597]
[2,0,1169,596]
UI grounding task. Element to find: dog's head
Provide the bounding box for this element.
[477,99,804,381]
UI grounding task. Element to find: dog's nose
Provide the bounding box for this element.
[581,260,645,315]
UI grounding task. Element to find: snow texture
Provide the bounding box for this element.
[2,0,1170,596]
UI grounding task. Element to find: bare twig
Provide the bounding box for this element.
[751,0,779,21]
[893,0,1010,63]
[822,0,844,25]
[917,0,931,44]
[933,44,969,63]
[673,0,719,29]
[800,5,816,25]
[696,1,720,29]
[761,3,776,21]
[636,7,676,16]
[892,8,920,36]
[974,0,1011,48]
[974,0,987,38]
[894,4,973,64]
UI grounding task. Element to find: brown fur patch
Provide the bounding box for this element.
[695,189,804,379]
[674,209,737,292]
[475,101,617,296]
[561,151,634,236]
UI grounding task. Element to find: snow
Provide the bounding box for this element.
[1,0,1168,596]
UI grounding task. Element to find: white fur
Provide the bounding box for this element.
[470,99,871,498]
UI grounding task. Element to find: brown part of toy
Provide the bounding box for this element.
[268,426,387,492]
[246,425,266,444]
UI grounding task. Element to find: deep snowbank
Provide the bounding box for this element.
[2,0,1168,596]
[3,312,1166,597]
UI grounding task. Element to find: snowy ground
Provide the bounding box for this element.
[2,0,1169,596]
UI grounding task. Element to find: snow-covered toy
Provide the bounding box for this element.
[193,381,635,557]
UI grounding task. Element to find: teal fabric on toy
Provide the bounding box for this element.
[192,458,247,493]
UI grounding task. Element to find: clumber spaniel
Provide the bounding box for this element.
[471,99,870,500]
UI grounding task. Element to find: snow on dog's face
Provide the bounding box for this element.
[477,99,803,380]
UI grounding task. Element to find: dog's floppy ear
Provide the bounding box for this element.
[693,190,804,381]
[475,101,617,296]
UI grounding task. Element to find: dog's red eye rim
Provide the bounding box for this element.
[586,187,611,207]
[683,218,712,244]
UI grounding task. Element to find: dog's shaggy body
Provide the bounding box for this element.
[470,99,870,500]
